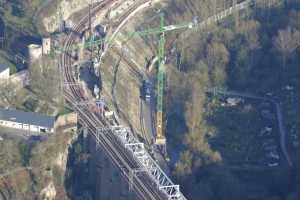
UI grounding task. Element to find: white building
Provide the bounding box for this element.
[226,97,242,106]
[42,37,51,55]
[28,44,43,62]
[0,63,10,81]
[0,108,55,133]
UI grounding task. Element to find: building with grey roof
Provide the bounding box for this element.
[0,108,55,133]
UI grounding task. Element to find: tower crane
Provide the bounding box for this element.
[110,14,196,147]
[122,15,196,146]
[56,0,256,151]
[155,14,167,146]
[56,13,197,148]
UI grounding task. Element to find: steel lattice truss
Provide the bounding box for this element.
[61,1,277,199]
[108,126,187,200]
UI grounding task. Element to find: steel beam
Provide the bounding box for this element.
[111,125,187,200]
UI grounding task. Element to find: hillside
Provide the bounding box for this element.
[0,131,75,200]
[158,0,300,200]
[0,0,300,200]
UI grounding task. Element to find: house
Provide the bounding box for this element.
[226,97,242,106]
[0,63,10,80]
[0,108,55,133]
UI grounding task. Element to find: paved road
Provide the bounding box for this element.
[207,88,293,166]
[274,102,292,166]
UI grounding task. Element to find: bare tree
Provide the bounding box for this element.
[29,57,60,103]
[238,20,261,67]
[0,81,23,108]
[205,42,229,86]
[206,42,229,69]
[274,27,299,70]
[174,150,193,177]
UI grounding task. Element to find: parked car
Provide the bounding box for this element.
[143,80,152,102]
[266,157,279,167]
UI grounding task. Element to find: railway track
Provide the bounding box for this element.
[59,1,169,199]
[58,0,274,199]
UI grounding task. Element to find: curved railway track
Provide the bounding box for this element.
[59,1,168,199]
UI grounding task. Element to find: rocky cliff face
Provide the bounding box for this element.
[42,0,92,32]
[34,131,78,200]
[87,134,137,200]
[0,131,77,200]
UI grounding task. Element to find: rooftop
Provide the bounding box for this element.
[0,108,55,128]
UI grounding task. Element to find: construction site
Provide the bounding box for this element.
[1,0,300,200]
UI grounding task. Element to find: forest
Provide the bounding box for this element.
[164,0,300,200]
[0,0,300,199]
